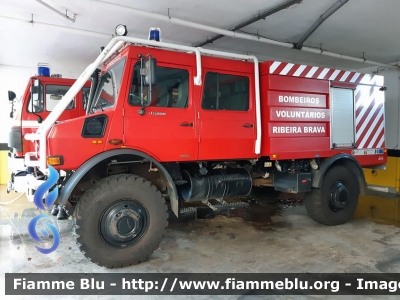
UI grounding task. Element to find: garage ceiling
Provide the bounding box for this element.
[0,0,399,74]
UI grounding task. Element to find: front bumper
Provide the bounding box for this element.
[9,151,65,204]
[7,152,28,193]
[26,169,66,203]
[7,151,47,201]
[26,174,46,202]
[7,151,25,174]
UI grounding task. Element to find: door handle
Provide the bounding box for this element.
[180,122,193,127]
[243,123,253,128]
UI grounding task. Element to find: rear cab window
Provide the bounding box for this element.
[202,72,249,111]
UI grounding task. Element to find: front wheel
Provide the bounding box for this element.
[73,174,168,268]
[305,165,360,226]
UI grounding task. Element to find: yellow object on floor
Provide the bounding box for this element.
[355,194,400,227]
[0,150,9,185]
[363,152,400,193]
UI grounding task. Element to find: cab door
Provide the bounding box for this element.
[123,60,197,162]
[198,70,255,160]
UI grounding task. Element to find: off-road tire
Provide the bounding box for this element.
[305,165,359,226]
[73,174,168,268]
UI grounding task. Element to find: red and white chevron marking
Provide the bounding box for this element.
[269,61,383,85]
[355,83,385,149]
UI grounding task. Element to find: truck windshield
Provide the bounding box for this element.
[45,85,75,111]
[91,58,126,112]
[27,84,75,113]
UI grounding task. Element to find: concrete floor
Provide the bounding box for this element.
[1,184,400,300]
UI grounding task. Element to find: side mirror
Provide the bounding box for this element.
[142,58,157,86]
[8,91,16,101]
[8,91,16,118]
[31,79,41,102]
[138,56,157,112]
[30,79,43,113]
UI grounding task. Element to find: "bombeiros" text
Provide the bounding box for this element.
[278,95,320,104]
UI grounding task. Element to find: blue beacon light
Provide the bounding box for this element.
[149,28,161,42]
[38,63,50,77]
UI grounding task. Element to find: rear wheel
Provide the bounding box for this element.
[305,165,359,226]
[73,174,168,268]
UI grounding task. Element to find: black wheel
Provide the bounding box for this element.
[305,165,359,226]
[73,174,168,268]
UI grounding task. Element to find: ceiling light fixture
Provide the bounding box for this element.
[115,24,128,36]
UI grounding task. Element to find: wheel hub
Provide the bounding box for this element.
[100,200,149,248]
[117,216,136,234]
[329,181,349,211]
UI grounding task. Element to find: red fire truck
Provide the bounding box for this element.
[23,29,387,268]
[7,75,91,194]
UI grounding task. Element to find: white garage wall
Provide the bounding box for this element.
[0,65,81,143]
[0,66,34,144]
[357,67,400,150]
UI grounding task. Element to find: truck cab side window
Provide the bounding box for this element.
[202,72,249,111]
[128,62,189,108]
